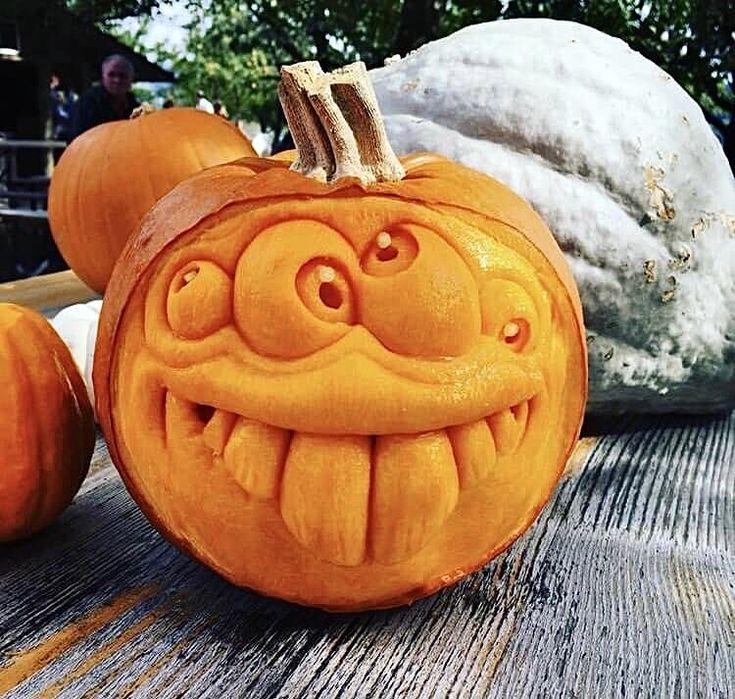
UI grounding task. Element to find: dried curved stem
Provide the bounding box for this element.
[278,62,334,181]
[278,61,405,184]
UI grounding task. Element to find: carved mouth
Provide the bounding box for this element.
[164,391,533,566]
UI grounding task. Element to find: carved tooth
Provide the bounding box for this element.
[202,409,237,456]
[281,434,371,566]
[447,418,497,489]
[370,431,459,564]
[164,392,215,467]
[487,400,529,456]
[223,417,290,499]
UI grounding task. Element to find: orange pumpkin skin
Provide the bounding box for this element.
[94,154,587,610]
[48,107,258,294]
[0,304,95,542]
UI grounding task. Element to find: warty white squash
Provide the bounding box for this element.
[371,18,735,414]
[50,299,102,411]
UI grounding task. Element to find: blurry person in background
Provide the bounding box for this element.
[68,54,139,141]
[49,73,77,143]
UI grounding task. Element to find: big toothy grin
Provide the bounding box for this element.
[163,391,534,566]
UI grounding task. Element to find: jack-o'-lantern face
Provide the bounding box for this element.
[96,154,586,611]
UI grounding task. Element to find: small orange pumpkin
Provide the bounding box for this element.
[0,303,95,542]
[48,107,258,294]
[94,62,587,610]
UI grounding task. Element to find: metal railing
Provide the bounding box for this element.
[0,138,69,282]
[0,138,66,221]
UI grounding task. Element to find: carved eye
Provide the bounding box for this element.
[296,259,356,324]
[167,260,233,339]
[233,221,356,359]
[360,228,418,277]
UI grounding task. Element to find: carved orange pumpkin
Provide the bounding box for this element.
[0,303,94,542]
[94,62,587,610]
[48,107,258,294]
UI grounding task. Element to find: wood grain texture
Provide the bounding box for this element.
[0,270,98,316]
[0,413,732,699]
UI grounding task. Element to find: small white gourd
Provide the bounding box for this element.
[371,18,735,414]
[50,299,102,412]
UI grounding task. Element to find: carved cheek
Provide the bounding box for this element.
[357,223,482,357]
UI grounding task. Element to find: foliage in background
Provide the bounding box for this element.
[67,0,734,148]
[64,0,178,22]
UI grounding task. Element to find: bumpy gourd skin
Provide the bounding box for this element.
[96,155,586,610]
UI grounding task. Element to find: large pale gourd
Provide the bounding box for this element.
[48,107,257,294]
[50,299,102,409]
[371,19,735,414]
[94,62,587,611]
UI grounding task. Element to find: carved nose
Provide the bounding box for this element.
[356,228,481,358]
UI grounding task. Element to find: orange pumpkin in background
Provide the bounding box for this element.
[94,62,587,611]
[48,107,258,294]
[0,303,94,542]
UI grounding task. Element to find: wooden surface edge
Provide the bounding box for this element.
[0,270,99,312]
[563,436,599,479]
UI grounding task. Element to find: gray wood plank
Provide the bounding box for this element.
[0,412,732,699]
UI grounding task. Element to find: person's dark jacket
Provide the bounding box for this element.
[68,84,139,142]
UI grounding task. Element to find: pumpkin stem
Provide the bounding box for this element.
[278,61,405,184]
[277,62,334,181]
[130,103,156,120]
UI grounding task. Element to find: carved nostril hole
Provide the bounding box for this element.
[171,265,199,294]
[501,319,530,352]
[297,259,355,324]
[180,267,198,287]
[503,322,521,343]
[319,282,343,309]
[195,403,216,426]
[361,229,417,277]
[376,246,399,262]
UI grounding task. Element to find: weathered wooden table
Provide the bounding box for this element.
[1,272,733,698]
